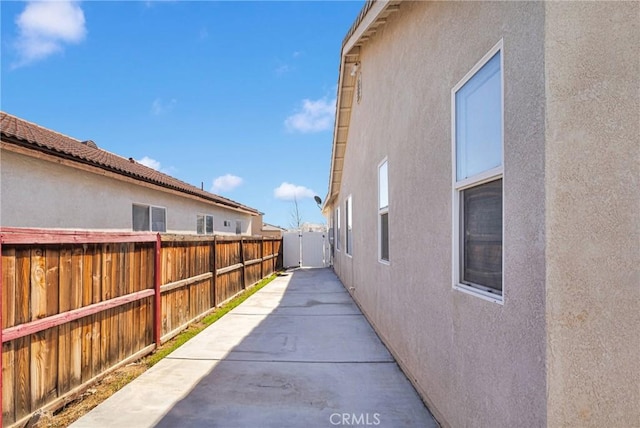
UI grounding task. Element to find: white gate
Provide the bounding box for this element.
[283,231,330,268]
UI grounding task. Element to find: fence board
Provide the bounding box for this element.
[15,249,31,421]
[2,341,15,424]
[2,248,16,424]
[2,248,16,329]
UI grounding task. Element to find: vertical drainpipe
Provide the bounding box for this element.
[154,233,162,348]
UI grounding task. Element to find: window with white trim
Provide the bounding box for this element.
[345,195,353,256]
[132,204,166,232]
[336,207,341,251]
[235,220,242,235]
[452,41,503,300]
[197,214,214,235]
[379,159,389,263]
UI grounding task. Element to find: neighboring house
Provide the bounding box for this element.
[1,112,260,235]
[323,2,638,428]
[299,222,327,233]
[250,214,287,238]
[260,223,287,238]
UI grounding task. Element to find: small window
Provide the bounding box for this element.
[345,195,353,256]
[133,204,166,232]
[224,220,231,227]
[336,207,341,251]
[379,159,389,262]
[197,214,214,235]
[206,215,214,234]
[151,206,166,232]
[197,215,205,234]
[132,204,150,231]
[452,41,503,302]
[235,220,242,235]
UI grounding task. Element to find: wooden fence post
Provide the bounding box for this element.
[211,236,217,307]
[260,237,264,279]
[153,234,162,348]
[240,237,246,289]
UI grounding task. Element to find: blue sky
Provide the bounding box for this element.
[1,0,364,228]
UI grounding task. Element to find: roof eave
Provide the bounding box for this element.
[323,1,401,214]
[1,135,260,216]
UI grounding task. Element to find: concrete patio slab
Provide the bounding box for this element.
[71,268,437,428]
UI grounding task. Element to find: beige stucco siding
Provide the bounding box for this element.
[1,149,253,235]
[332,2,546,427]
[544,2,640,427]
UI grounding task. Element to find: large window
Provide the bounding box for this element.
[452,41,503,302]
[379,159,389,263]
[197,214,214,235]
[336,207,341,251]
[345,195,353,256]
[133,204,166,232]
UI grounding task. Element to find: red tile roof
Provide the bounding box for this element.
[0,111,260,215]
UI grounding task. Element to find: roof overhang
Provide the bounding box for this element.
[322,1,401,214]
[1,138,260,217]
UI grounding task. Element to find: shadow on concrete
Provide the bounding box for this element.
[72,268,437,428]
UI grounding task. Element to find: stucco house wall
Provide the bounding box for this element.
[1,149,253,235]
[544,2,639,426]
[326,1,638,427]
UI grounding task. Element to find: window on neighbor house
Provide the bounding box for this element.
[345,195,353,256]
[379,159,389,263]
[133,204,166,232]
[235,220,242,235]
[197,214,214,235]
[453,42,503,300]
[336,207,341,251]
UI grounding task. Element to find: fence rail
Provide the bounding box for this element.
[0,228,282,427]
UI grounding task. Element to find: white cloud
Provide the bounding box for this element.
[13,1,86,68]
[151,98,177,115]
[274,182,315,201]
[212,174,243,193]
[137,156,161,170]
[284,97,336,133]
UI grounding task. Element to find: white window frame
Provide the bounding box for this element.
[451,40,504,305]
[378,158,389,264]
[336,207,341,251]
[345,195,353,257]
[197,214,214,235]
[132,203,167,233]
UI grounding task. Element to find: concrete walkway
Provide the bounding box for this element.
[72,268,437,428]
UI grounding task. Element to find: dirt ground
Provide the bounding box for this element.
[31,320,208,428]
[31,362,147,428]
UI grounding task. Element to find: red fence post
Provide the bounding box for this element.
[154,234,162,348]
[1,239,4,428]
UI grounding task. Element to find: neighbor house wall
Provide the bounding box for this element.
[544,2,640,426]
[332,2,546,427]
[1,149,253,235]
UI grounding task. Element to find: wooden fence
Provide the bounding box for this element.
[0,228,282,427]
